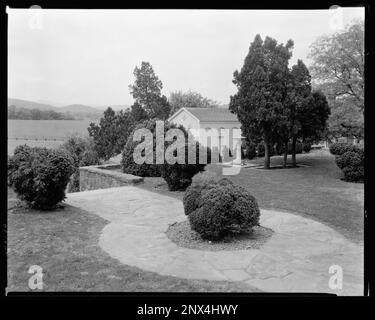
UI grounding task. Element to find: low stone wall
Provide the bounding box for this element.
[79,164,144,191]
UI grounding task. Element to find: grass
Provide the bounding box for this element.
[207,149,364,244]
[137,149,363,244]
[7,188,258,292]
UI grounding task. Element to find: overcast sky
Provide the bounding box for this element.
[8,8,364,108]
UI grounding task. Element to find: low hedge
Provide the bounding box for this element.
[8,145,75,210]
[183,174,260,240]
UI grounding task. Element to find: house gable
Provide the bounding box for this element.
[168,108,200,131]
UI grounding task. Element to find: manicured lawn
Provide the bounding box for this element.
[137,149,363,244]
[207,149,364,243]
[7,188,258,292]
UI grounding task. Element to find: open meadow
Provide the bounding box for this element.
[7,119,94,154]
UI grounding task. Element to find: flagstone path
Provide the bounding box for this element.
[66,186,363,295]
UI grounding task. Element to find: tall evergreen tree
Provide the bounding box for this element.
[229,34,294,169]
[286,59,312,166]
[129,61,171,120]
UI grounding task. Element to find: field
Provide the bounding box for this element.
[7,120,95,154]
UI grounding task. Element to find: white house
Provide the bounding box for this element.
[168,107,243,162]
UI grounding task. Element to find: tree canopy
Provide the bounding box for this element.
[129,61,171,120]
[308,20,364,141]
[309,21,364,112]
[169,90,220,115]
[230,35,330,168]
[8,105,75,120]
[229,34,294,168]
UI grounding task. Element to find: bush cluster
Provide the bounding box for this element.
[121,120,162,177]
[274,142,304,156]
[329,142,360,156]
[183,173,260,240]
[256,143,275,157]
[122,119,210,190]
[302,142,312,153]
[8,145,75,210]
[335,148,364,182]
[60,135,101,192]
[241,140,257,159]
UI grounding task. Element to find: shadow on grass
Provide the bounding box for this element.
[7,189,259,292]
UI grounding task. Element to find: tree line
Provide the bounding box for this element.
[229,35,330,169]
[88,62,221,160]
[88,20,363,168]
[8,105,75,120]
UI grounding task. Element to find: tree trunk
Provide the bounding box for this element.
[291,136,297,167]
[283,141,288,168]
[264,138,270,169]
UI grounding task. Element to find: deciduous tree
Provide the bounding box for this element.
[169,90,219,114]
[309,21,364,112]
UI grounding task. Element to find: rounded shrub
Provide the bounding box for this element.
[122,119,210,190]
[184,177,260,240]
[183,172,229,216]
[121,120,161,177]
[8,145,75,210]
[335,149,364,182]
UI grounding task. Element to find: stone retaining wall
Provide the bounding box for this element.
[79,164,144,191]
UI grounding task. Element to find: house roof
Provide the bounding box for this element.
[169,107,239,123]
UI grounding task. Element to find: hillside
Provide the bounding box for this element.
[8,98,57,111]
[59,104,102,114]
[8,98,104,119]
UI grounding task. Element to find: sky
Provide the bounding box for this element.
[8,8,364,108]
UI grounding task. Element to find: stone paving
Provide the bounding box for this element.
[66,186,364,295]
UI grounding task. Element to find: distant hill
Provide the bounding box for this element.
[7,98,131,114]
[8,98,104,119]
[8,98,57,111]
[59,104,102,114]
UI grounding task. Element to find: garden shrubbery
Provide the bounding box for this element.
[329,142,364,182]
[302,142,312,153]
[335,148,364,182]
[60,135,101,192]
[121,121,161,178]
[8,145,75,210]
[183,173,260,240]
[241,140,257,159]
[329,142,360,156]
[256,143,274,157]
[122,119,210,190]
